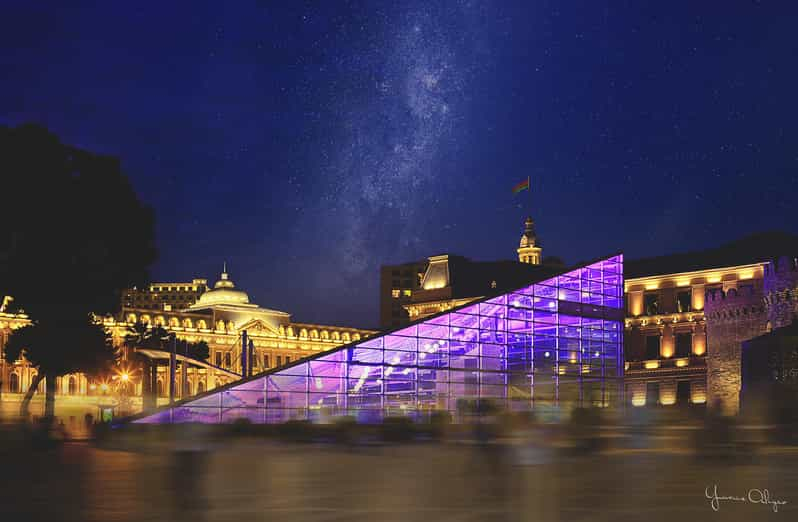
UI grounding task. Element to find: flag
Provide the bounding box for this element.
[512,177,530,194]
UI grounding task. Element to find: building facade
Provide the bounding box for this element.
[624,233,798,414]
[0,267,375,416]
[379,260,427,329]
[623,263,764,409]
[381,217,555,330]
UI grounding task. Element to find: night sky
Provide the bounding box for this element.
[2,2,797,329]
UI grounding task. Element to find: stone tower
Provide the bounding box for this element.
[764,256,798,330]
[517,217,542,265]
[704,283,769,415]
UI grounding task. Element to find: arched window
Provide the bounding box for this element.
[126,313,137,324]
[197,381,205,394]
[331,331,340,341]
[342,332,350,342]
[169,317,180,328]
[287,327,294,337]
[310,329,318,339]
[68,376,78,395]
[154,316,166,326]
[227,321,235,331]
[321,330,329,340]
[197,320,207,329]
[353,333,361,341]
[141,314,151,325]
[183,318,193,329]
[185,380,193,396]
[300,328,308,338]
[157,379,165,397]
[279,326,286,336]
[216,320,226,331]
[9,373,19,393]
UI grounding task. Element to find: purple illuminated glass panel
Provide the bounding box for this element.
[132,255,624,424]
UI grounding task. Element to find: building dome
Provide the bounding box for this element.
[193,265,250,307]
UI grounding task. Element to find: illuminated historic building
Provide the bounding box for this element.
[0,267,374,415]
[130,255,625,425]
[517,216,542,265]
[122,278,209,311]
[624,232,798,414]
[381,217,554,330]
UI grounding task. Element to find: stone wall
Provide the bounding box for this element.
[704,284,768,415]
[764,256,798,329]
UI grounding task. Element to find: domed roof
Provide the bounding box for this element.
[192,265,251,308]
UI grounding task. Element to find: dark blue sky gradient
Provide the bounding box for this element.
[2,1,797,328]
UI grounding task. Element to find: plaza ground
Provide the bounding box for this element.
[1,436,796,522]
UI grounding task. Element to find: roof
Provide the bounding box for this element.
[443,256,560,298]
[625,231,798,279]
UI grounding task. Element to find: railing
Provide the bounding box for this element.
[625,356,707,372]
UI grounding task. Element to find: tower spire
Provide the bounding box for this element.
[517,216,542,265]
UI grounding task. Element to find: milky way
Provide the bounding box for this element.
[321,4,479,282]
[4,2,798,328]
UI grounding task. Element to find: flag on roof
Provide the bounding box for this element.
[512,177,530,194]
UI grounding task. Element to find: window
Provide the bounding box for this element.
[644,292,659,315]
[9,373,19,393]
[285,356,291,364]
[676,380,691,404]
[402,289,412,297]
[276,356,282,367]
[392,280,399,287]
[264,355,269,368]
[214,352,222,366]
[224,353,232,368]
[645,335,660,360]
[645,382,659,406]
[391,289,400,298]
[675,333,692,358]
[676,290,691,313]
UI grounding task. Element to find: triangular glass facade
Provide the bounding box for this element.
[132,255,623,424]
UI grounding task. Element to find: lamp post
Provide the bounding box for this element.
[169,333,176,405]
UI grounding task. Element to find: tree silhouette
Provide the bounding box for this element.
[4,318,117,417]
[0,124,156,419]
[0,124,156,320]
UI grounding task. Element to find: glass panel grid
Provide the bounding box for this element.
[133,255,624,424]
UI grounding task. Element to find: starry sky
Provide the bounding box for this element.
[2,1,797,329]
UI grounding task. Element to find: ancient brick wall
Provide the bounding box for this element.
[705,284,768,415]
[764,256,798,329]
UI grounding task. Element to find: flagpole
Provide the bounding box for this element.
[527,175,531,214]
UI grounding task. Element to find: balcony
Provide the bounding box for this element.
[625,356,706,375]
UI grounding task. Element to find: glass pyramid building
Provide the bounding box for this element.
[131,255,624,424]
